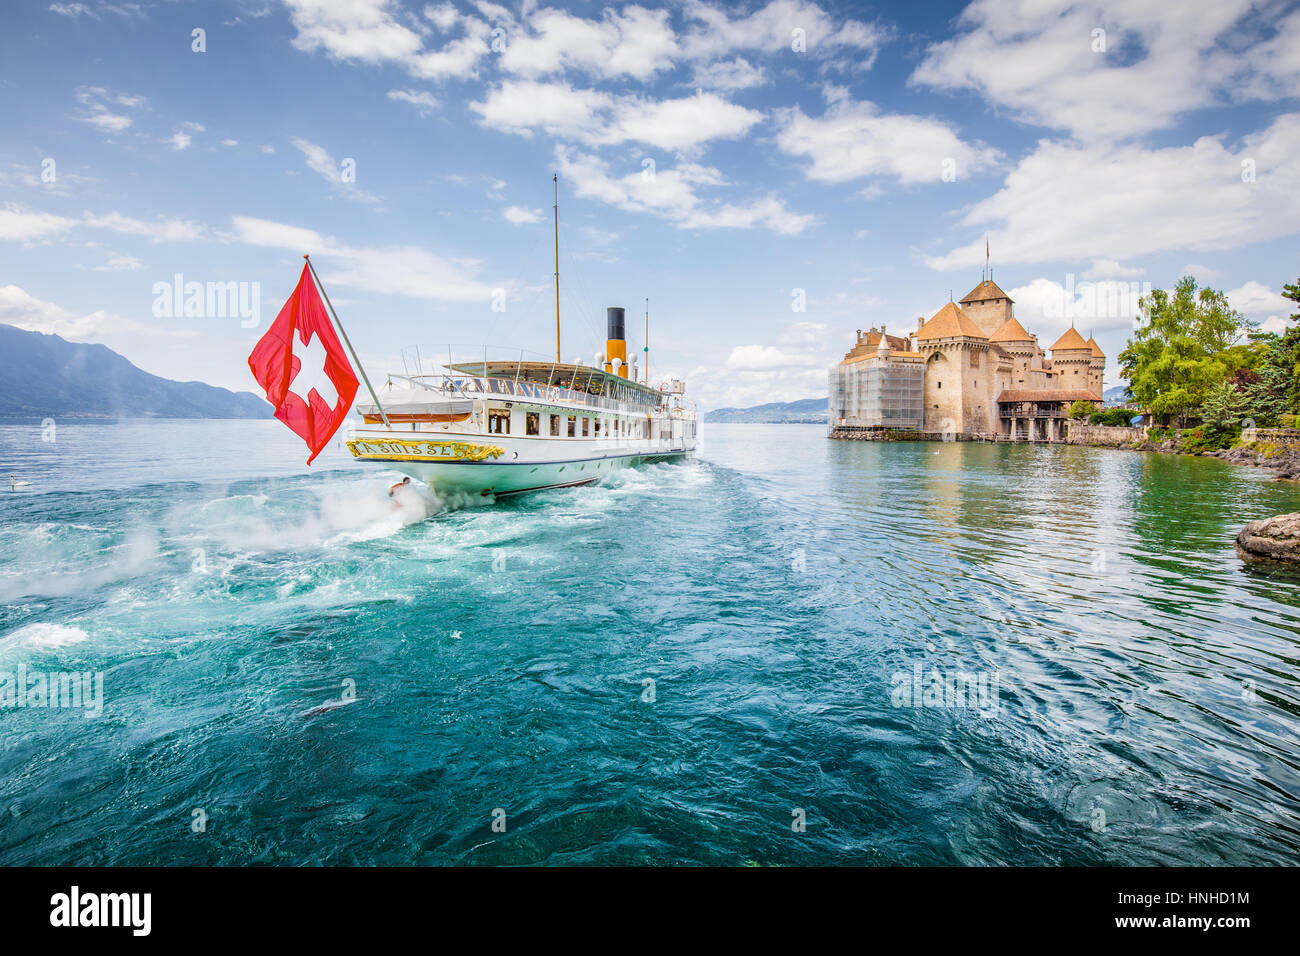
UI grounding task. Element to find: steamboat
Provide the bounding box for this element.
[343,179,696,497]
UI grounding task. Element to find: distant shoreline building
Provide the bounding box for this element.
[829,279,1104,440]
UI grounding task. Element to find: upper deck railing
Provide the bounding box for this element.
[391,372,695,418]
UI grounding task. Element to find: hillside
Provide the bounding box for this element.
[0,323,271,421]
[704,397,828,423]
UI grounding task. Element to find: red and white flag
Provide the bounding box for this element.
[248,262,359,464]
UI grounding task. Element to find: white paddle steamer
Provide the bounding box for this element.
[344,308,696,497]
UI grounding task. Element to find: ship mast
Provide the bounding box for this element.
[644,297,649,385]
[553,173,561,363]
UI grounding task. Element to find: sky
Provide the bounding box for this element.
[1,0,1299,410]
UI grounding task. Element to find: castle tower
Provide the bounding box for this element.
[915,301,994,435]
[1086,336,1106,397]
[958,279,1014,338]
[989,316,1038,388]
[1049,326,1098,396]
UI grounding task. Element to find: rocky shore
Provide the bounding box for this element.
[1236,514,1300,565]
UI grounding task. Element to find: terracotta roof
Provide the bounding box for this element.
[915,302,988,341]
[839,329,909,364]
[959,279,1012,304]
[1086,336,1105,358]
[996,388,1102,404]
[1049,326,1091,351]
[989,316,1034,343]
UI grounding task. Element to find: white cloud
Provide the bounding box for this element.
[556,146,815,235]
[1082,259,1144,280]
[92,254,144,272]
[81,211,202,242]
[387,88,439,115]
[0,206,78,242]
[284,0,882,89]
[1008,276,1149,340]
[682,0,887,64]
[1180,263,1222,283]
[220,138,239,147]
[49,3,97,19]
[1228,280,1294,331]
[72,86,145,132]
[927,114,1300,270]
[692,56,767,91]
[0,284,146,339]
[167,122,204,151]
[775,95,1000,185]
[231,215,500,302]
[290,138,379,203]
[283,0,489,80]
[471,82,762,152]
[0,206,200,244]
[498,5,676,81]
[911,0,1261,141]
[503,205,542,224]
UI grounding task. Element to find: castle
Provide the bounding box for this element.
[829,279,1104,440]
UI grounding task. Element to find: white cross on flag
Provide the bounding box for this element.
[248,261,359,464]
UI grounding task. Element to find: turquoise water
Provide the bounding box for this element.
[1,421,1299,865]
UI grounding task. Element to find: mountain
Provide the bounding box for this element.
[1102,384,1132,406]
[704,397,828,423]
[0,323,272,421]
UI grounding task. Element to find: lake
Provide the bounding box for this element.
[1,420,1298,864]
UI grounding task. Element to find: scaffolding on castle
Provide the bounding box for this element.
[829,361,924,430]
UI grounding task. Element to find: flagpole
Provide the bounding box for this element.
[303,255,390,429]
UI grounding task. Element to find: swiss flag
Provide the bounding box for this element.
[248,261,359,464]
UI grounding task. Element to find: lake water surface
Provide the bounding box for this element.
[1,421,1298,865]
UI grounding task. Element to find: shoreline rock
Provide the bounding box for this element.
[1236,514,1300,565]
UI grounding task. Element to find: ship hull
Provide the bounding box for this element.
[346,429,694,497]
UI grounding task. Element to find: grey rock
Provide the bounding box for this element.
[1236,513,1300,564]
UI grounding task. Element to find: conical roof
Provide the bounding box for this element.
[1086,336,1105,358]
[959,279,1012,304]
[916,302,988,341]
[989,316,1034,343]
[1050,326,1091,351]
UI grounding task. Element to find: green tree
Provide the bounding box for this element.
[1068,400,1096,419]
[1200,381,1247,435]
[1119,276,1246,426]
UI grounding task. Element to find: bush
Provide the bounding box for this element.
[1281,413,1298,428]
[1180,426,1235,454]
[1089,408,1138,427]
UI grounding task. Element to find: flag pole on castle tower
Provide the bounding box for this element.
[303,254,390,428]
[985,234,989,282]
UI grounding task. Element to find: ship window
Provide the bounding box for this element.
[526,412,540,436]
[582,417,590,436]
[549,414,559,436]
[488,410,510,434]
[567,415,576,437]
[594,419,601,435]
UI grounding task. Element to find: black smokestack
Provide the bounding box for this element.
[606,306,625,341]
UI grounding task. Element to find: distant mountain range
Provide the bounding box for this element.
[704,397,828,423]
[0,323,272,421]
[1102,384,1132,405]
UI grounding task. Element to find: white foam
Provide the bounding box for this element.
[0,622,90,652]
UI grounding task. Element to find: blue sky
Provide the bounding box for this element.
[2,0,1299,410]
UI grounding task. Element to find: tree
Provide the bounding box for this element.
[1119,276,1246,426]
[1201,381,1247,435]
[1067,400,1096,419]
